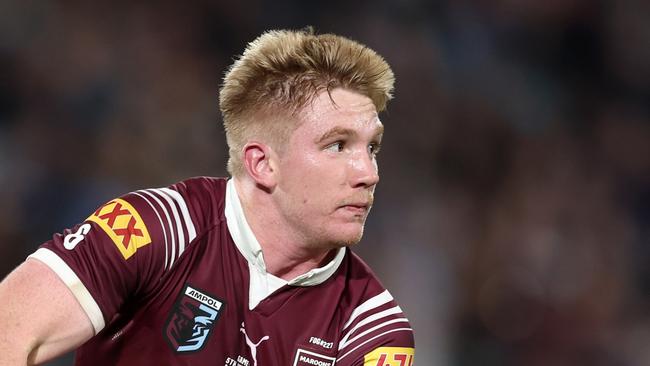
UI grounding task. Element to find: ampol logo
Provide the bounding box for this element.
[164,284,225,353]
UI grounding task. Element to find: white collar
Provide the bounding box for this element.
[224,179,346,309]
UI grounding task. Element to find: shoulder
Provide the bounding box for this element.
[157,176,227,213]
[123,176,228,233]
[27,176,232,336]
[177,176,228,220]
[336,250,415,364]
[172,176,228,195]
[342,250,390,298]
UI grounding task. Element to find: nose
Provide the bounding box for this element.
[349,151,380,189]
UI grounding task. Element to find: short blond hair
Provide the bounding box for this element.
[219,28,395,176]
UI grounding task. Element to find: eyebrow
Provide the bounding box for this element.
[315,125,384,144]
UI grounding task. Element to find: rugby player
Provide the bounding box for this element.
[0,28,415,365]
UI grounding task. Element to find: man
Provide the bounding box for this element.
[0,28,415,365]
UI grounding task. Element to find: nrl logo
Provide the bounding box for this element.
[164,284,225,353]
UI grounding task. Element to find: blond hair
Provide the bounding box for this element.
[219,28,395,176]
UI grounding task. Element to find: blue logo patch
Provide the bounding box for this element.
[164,284,225,353]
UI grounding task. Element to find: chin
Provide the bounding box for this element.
[330,225,365,247]
[310,219,366,248]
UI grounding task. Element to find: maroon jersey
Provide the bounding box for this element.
[30,177,415,365]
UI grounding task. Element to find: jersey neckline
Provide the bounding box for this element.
[224,178,346,309]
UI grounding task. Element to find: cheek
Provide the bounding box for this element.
[295,177,334,211]
[279,153,341,207]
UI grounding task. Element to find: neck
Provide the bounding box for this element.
[233,177,335,280]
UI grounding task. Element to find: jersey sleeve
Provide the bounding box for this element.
[28,181,205,335]
[336,290,415,366]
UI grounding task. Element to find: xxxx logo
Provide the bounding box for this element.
[87,198,151,259]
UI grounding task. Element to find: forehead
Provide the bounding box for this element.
[297,88,382,135]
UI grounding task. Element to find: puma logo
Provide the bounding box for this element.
[240,322,269,366]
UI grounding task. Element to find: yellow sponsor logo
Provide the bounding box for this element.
[364,347,414,366]
[87,198,151,260]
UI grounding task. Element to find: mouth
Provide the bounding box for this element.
[340,203,370,214]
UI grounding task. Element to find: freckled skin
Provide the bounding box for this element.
[272,88,383,251]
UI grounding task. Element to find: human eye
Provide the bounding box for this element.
[368,142,382,157]
[325,141,345,153]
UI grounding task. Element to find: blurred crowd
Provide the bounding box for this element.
[1,1,649,365]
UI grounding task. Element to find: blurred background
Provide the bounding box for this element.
[1,0,649,365]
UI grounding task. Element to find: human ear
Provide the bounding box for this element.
[242,142,277,189]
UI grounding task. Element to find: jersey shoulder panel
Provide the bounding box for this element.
[29,176,228,334]
[128,176,227,267]
[165,176,227,228]
[336,251,415,365]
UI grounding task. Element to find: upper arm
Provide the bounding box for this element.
[0,258,94,365]
[0,189,175,364]
[0,179,209,364]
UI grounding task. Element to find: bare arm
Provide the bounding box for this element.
[0,258,94,365]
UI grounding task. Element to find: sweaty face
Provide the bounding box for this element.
[273,88,383,249]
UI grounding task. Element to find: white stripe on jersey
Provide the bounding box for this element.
[138,190,177,268]
[342,290,393,330]
[338,305,403,350]
[160,187,196,243]
[148,188,186,257]
[339,317,410,351]
[337,327,413,362]
[28,248,106,334]
[133,192,170,270]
